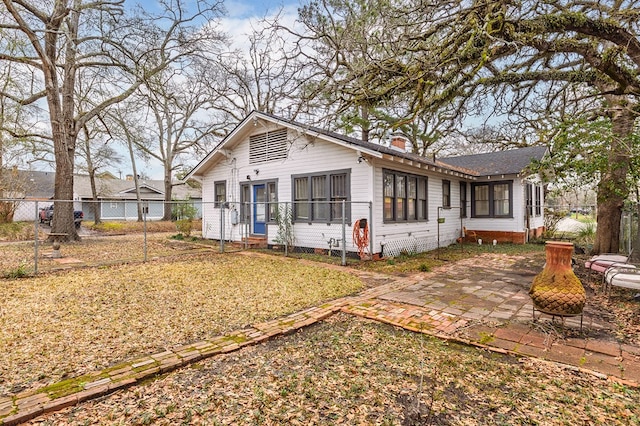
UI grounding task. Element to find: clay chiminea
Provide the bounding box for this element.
[529,241,585,316]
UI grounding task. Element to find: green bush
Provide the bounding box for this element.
[172,199,198,221]
[176,219,193,237]
[418,263,430,272]
[576,221,596,247]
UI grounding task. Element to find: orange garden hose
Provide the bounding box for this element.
[353,219,369,260]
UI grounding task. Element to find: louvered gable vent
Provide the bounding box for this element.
[249,129,288,164]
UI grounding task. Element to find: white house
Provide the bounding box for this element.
[186,111,547,257]
[10,171,202,222]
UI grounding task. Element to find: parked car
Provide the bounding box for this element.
[570,207,592,215]
[39,205,84,228]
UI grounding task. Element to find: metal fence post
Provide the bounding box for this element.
[368,201,373,259]
[285,201,289,257]
[34,200,39,274]
[341,200,346,266]
[219,204,224,253]
[143,201,148,262]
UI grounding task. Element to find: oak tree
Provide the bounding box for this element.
[0,0,225,240]
[293,0,640,253]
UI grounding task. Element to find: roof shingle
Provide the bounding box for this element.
[438,146,548,176]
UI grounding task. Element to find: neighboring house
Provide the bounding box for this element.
[10,171,202,222]
[186,111,547,257]
[74,175,202,221]
[9,171,69,221]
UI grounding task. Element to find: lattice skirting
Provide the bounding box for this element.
[381,236,452,257]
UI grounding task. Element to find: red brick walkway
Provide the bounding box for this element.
[2,253,639,425]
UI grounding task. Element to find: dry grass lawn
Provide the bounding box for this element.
[0,233,216,276]
[2,232,640,424]
[0,253,363,397]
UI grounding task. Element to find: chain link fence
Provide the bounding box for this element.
[205,201,373,264]
[10,197,625,276]
[0,198,376,276]
[541,203,638,255]
[0,198,209,276]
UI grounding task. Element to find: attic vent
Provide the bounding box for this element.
[249,129,288,164]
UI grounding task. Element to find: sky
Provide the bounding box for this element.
[225,0,294,18]
[119,0,301,180]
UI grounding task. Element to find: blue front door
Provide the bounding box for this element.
[253,184,266,235]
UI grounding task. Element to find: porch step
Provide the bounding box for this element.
[245,237,267,249]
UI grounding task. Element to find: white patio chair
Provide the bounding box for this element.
[604,265,640,297]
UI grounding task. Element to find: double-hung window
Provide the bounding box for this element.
[460,182,467,218]
[214,181,226,207]
[471,181,513,218]
[474,184,490,216]
[293,169,350,223]
[240,184,250,222]
[535,185,542,216]
[442,180,451,208]
[383,169,428,222]
[293,177,310,221]
[267,182,278,221]
[407,177,417,220]
[526,183,533,216]
[331,174,348,220]
[493,183,510,216]
[395,175,406,220]
[311,175,328,220]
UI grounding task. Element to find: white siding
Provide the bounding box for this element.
[370,159,465,256]
[199,121,544,253]
[200,126,373,250]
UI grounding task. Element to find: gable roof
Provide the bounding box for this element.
[438,146,548,176]
[73,175,200,200]
[186,111,548,180]
[187,111,479,180]
[10,170,56,198]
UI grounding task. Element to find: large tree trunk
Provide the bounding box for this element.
[51,132,79,241]
[48,0,81,242]
[592,195,624,254]
[591,98,633,254]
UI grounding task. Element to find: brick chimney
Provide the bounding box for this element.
[389,135,408,152]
